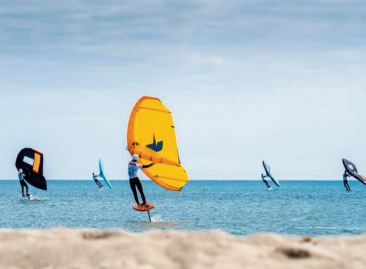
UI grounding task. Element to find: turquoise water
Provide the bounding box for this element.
[0,180,365,236]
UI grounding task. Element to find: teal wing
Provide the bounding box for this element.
[99,159,112,189]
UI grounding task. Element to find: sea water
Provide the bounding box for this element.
[0,180,365,236]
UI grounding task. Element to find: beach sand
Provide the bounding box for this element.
[0,228,364,269]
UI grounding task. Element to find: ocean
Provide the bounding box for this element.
[0,180,365,236]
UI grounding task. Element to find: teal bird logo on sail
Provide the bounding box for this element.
[146,135,163,152]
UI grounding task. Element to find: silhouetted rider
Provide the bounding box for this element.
[92,172,103,189]
[261,173,271,189]
[343,171,351,192]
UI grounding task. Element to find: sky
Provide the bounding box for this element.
[1,0,366,180]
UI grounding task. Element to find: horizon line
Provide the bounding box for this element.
[0,178,346,181]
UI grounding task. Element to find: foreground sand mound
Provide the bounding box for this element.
[0,229,365,269]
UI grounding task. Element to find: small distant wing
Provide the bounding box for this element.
[99,159,112,189]
[15,148,47,190]
[342,158,366,185]
[262,161,280,187]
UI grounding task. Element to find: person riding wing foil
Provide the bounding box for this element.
[18,168,30,197]
[343,171,352,192]
[92,172,103,189]
[261,173,271,190]
[128,154,154,207]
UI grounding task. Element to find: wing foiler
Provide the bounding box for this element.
[127,96,189,191]
[262,161,280,188]
[342,158,366,191]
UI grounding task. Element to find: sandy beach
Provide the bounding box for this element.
[0,228,364,269]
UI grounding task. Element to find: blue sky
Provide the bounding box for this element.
[1,0,366,179]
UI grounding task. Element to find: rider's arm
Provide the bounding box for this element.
[142,163,155,169]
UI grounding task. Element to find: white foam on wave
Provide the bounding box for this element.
[151,214,164,222]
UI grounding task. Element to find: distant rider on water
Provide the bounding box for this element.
[92,172,103,189]
[18,168,30,197]
[261,173,271,190]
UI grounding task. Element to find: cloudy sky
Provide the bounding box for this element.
[1,0,365,179]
